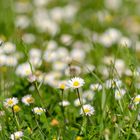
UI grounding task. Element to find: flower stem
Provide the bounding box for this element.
[12,107,20,130]
[33,82,51,117]
[76,88,85,116]
[61,89,66,123]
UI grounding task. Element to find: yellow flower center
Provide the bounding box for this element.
[73,81,80,87]
[25,69,30,75]
[36,109,43,113]
[26,98,34,103]
[134,97,140,103]
[117,92,121,97]
[111,81,116,87]
[76,136,83,140]
[84,108,90,113]
[8,100,13,105]
[15,135,20,139]
[60,84,65,90]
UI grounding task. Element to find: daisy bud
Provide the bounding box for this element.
[13,105,21,113]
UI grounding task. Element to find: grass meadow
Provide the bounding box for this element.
[0,0,140,139]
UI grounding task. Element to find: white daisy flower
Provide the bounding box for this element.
[67,77,85,89]
[10,131,23,140]
[133,95,140,105]
[74,98,86,107]
[105,79,122,89]
[32,107,46,115]
[90,83,102,91]
[59,100,70,107]
[22,95,35,106]
[58,81,69,90]
[16,62,33,77]
[114,89,126,100]
[80,104,95,116]
[27,74,36,83]
[3,42,16,54]
[4,97,18,108]
[82,90,95,101]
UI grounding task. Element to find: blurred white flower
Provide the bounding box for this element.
[16,62,33,77]
[22,94,35,106]
[74,98,86,107]
[105,79,122,89]
[47,40,57,50]
[33,0,49,7]
[43,50,58,62]
[82,90,95,101]
[15,15,30,29]
[56,47,69,60]
[59,100,70,107]
[100,28,121,47]
[133,95,140,105]
[119,37,132,48]
[71,48,85,62]
[52,61,67,71]
[2,42,16,54]
[27,74,36,83]
[5,56,18,67]
[63,5,77,21]
[90,83,102,91]
[30,48,42,59]
[104,0,122,10]
[15,1,32,13]
[22,33,36,44]
[114,89,126,100]
[32,107,46,115]
[30,57,42,68]
[0,54,6,66]
[114,59,125,76]
[10,131,23,140]
[60,34,72,46]
[50,7,64,23]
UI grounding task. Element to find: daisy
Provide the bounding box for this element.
[4,97,18,108]
[90,83,102,91]
[105,79,122,89]
[22,95,35,106]
[67,77,85,89]
[82,90,95,101]
[114,89,126,100]
[32,107,46,115]
[74,98,86,107]
[133,95,140,105]
[59,100,70,107]
[58,81,68,90]
[10,131,23,140]
[80,104,95,116]
[27,74,36,83]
